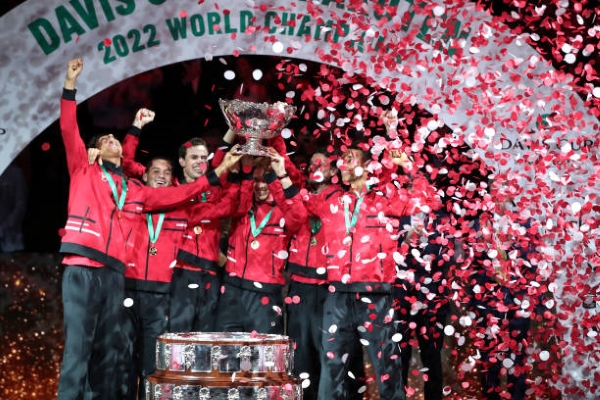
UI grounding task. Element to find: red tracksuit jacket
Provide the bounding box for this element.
[287,184,343,285]
[121,132,189,292]
[59,89,221,273]
[224,172,306,286]
[175,179,241,272]
[306,182,429,292]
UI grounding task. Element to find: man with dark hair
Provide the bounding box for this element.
[118,125,179,400]
[215,149,307,334]
[167,134,242,333]
[305,140,437,400]
[57,58,241,400]
[286,149,366,399]
[177,137,210,183]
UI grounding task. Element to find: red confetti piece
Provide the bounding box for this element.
[41,142,51,151]
[103,38,111,47]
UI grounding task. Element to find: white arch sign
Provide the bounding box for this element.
[1,0,597,177]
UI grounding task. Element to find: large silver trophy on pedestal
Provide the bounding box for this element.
[219,98,296,156]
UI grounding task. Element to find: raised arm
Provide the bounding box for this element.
[211,128,237,168]
[188,179,241,223]
[122,108,156,179]
[63,58,82,91]
[141,146,243,212]
[60,58,87,174]
[265,148,307,233]
[268,134,305,190]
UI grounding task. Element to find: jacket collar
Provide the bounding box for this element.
[101,160,123,176]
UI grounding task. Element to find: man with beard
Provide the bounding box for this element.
[57,58,241,400]
[116,128,190,398]
[120,155,182,400]
[107,124,242,398]
[93,145,182,399]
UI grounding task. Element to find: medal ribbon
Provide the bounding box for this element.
[101,165,127,211]
[310,216,322,235]
[344,195,364,235]
[146,213,166,244]
[249,208,274,238]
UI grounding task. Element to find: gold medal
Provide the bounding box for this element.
[310,237,317,246]
[250,240,260,250]
[193,226,203,235]
[149,246,157,256]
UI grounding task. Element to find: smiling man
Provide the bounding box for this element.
[167,136,243,334]
[115,120,242,399]
[178,137,210,183]
[303,139,440,400]
[119,153,184,400]
[57,58,241,400]
[143,158,172,188]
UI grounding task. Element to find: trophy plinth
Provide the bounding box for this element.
[219,99,296,157]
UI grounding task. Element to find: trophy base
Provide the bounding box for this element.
[235,139,271,157]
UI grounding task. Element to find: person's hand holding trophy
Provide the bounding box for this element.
[218,98,296,157]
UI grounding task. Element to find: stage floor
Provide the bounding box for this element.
[0,253,565,399]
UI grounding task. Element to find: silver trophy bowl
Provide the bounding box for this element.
[219,98,296,156]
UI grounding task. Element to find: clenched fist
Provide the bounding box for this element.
[132,108,156,129]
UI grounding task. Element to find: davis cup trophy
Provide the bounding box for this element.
[219,98,296,156]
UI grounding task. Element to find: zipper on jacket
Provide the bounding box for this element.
[271,252,275,277]
[348,234,353,277]
[241,228,251,280]
[145,241,151,280]
[195,230,201,257]
[379,243,384,275]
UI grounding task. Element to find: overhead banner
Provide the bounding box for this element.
[0,0,597,177]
